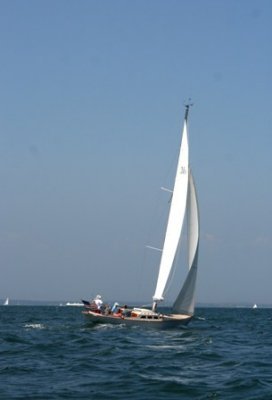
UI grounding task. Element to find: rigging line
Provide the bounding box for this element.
[186,175,190,268]
[145,245,162,252]
[161,187,173,193]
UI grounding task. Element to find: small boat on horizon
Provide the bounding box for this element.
[65,302,83,307]
[252,303,258,309]
[83,103,200,328]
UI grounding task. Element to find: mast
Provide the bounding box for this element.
[184,99,193,122]
[152,103,192,312]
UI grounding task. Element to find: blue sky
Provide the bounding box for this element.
[0,0,271,305]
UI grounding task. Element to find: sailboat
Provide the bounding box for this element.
[82,104,200,328]
[3,297,9,306]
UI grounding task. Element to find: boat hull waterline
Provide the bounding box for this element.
[82,309,192,328]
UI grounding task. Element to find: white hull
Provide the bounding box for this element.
[82,310,192,328]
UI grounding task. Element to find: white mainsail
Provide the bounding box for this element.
[172,170,199,315]
[153,111,189,305]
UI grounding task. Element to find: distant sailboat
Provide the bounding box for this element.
[82,103,200,328]
[252,304,257,309]
[3,297,9,306]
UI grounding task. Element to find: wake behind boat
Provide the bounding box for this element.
[83,103,200,328]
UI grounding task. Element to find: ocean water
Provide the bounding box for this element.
[0,306,272,399]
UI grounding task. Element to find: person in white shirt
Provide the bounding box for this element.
[93,294,103,310]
